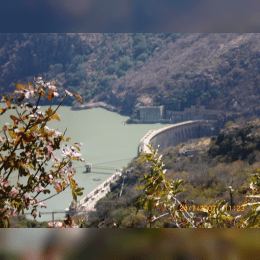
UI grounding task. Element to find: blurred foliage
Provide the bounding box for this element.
[2,229,259,259]
[9,215,48,228]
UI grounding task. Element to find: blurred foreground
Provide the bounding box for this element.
[0,229,260,259]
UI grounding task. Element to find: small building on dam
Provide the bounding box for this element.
[139,105,164,123]
[138,104,227,124]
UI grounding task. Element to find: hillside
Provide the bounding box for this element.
[81,119,260,228]
[0,33,179,109]
[1,33,260,122]
[9,118,260,228]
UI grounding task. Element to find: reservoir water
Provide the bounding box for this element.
[0,104,170,221]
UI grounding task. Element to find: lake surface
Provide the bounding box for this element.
[0,104,169,221]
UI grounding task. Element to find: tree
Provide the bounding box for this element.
[0,77,84,228]
[136,144,260,228]
[119,56,132,71]
[135,144,195,228]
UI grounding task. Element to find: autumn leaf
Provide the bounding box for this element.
[56,186,62,194]
[6,101,11,108]
[47,91,54,101]
[51,113,60,121]
[72,191,77,202]
[15,83,26,89]
[75,145,80,151]
[8,130,14,139]
[17,93,25,102]
[10,115,19,122]
[27,82,31,86]
[45,107,53,116]
[18,162,23,167]
[66,137,71,142]
[26,135,34,142]
[73,93,82,103]
[49,131,55,136]
[20,141,24,149]
[0,108,6,115]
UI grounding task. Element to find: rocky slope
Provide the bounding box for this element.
[209,119,260,164]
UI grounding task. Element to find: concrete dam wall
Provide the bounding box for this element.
[138,120,218,155]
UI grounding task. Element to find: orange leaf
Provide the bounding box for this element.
[49,131,55,136]
[6,101,11,108]
[66,137,71,142]
[51,113,60,121]
[15,83,26,89]
[47,91,54,101]
[56,186,61,194]
[73,93,82,103]
[8,130,13,138]
[10,115,19,122]
[41,92,46,97]
[0,108,6,115]
[20,141,24,149]
[26,135,34,142]
[27,82,31,86]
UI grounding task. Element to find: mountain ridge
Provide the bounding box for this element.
[1,33,260,122]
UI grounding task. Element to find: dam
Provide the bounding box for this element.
[67,170,122,219]
[69,120,218,219]
[138,120,218,155]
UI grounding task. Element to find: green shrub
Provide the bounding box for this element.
[120,56,133,71]
[107,64,117,74]
[136,53,148,63]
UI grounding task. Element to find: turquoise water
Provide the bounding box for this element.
[0,103,169,221]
